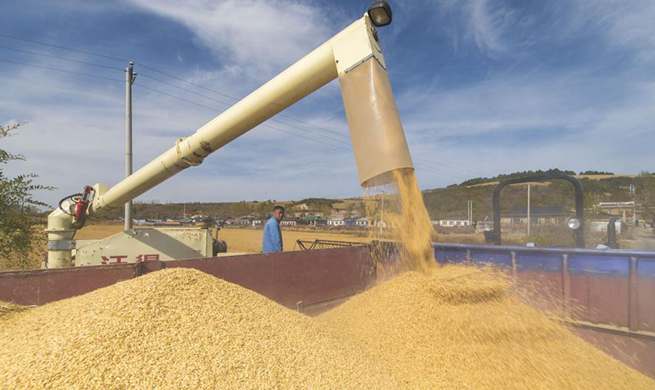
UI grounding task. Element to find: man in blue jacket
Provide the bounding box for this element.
[262,205,284,253]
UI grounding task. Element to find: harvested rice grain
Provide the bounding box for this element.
[0,268,396,389]
[0,300,28,317]
[319,265,655,389]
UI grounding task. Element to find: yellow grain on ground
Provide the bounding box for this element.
[319,265,655,389]
[0,301,27,317]
[0,268,396,389]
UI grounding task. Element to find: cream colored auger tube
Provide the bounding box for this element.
[92,15,377,211]
[339,57,414,187]
[47,13,414,267]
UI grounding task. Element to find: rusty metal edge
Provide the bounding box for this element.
[563,318,655,341]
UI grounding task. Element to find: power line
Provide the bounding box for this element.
[0,56,477,178]
[0,33,126,63]
[0,43,349,148]
[0,57,122,82]
[138,73,349,146]
[134,83,347,153]
[0,44,123,71]
[136,83,221,112]
[0,53,349,153]
[139,72,475,174]
[137,62,348,140]
[136,64,480,175]
[138,63,239,102]
[0,34,352,142]
[0,58,477,178]
[125,77,480,176]
[0,36,481,179]
[139,73,232,106]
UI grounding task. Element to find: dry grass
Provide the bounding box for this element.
[0,268,396,389]
[319,266,654,389]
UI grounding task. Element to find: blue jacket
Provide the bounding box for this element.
[262,217,283,253]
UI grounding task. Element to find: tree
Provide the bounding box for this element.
[0,122,52,267]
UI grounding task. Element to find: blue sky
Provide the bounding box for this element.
[1,0,654,205]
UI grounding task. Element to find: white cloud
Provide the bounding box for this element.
[570,0,655,63]
[432,0,517,56]
[396,68,655,184]
[468,0,511,54]
[124,0,339,76]
[388,0,655,185]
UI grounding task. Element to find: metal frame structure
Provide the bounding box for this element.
[489,173,585,248]
[434,242,655,339]
[296,239,366,251]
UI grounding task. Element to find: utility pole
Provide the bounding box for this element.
[527,183,531,237]
[380,193,385,234]
[124,61,136,231]
[467,200,473,226]
[632,184,637,225]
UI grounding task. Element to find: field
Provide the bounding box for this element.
[219,227,370,252]
[76,223,371,253]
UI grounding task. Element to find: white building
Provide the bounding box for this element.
[596,201,637,223]
[327,218,345,226]
[590,220,623,234]
[436,219,471,227]
[355,217,370,227]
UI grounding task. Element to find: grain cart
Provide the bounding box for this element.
[46,1,412,267]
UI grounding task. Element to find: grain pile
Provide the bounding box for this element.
[0,268,396,389]
[0,300,28,316]
[319,265,655,389]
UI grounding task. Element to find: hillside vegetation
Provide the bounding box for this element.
[426,171,654,221]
